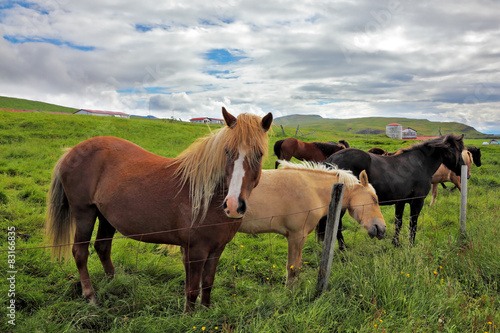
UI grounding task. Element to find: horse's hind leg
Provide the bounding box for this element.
[94,213,116,277]
[430,183,438,206]
[72,207,98,304]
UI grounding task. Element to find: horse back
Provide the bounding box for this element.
[324,148,372,177]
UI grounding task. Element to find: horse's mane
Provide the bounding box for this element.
[173,113,269,223]
[277,160,364,191]
[396,134,464,166]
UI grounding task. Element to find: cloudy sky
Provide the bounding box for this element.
[1,0,499,133]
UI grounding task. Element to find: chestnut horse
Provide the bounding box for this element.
[46,108,273,312]
[273,138,347,168]
[430,150,472,206]
[238,161,385,284]
[323,134,465,247]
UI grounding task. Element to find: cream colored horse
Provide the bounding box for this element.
[430,150,472,206]
[239,161,386,284]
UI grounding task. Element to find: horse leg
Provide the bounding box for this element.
[336,210,347,251]
[392,202,405,247]
[200,245,226,308]
[72,207,98,304]
[430,183,438,206]
[182,247,206,312]
[94,213,116,277]
[286,232,306,286]
[409,199,424,245]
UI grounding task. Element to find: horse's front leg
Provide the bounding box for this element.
[409,199,424,245]
[200,245,226,308]
[182,247,206,312]
[286,232,306,286]
[392,202,405,247]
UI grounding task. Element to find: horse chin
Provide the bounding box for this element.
[225,212,244,219]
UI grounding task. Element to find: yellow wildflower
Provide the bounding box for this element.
[406,274,410,277]
[433,271,438,275]
[202,327,206,331]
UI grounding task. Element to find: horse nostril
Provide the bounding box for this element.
[237,199,247,215]
[223,201,228,210]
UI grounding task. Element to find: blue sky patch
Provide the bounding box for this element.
[4,35,95,51]
[307,99,342,105]
[0,1,49,14]
[205,48,247,64]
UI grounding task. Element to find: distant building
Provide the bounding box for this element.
[189,117,224,124]
[386,123,403,139]
[74,109,130,119]
[402,127,417,139]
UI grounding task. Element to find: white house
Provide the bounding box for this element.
[189,117,225,125]
[386,123,403,139]
[74,109,130,119]
[402,127,417,139]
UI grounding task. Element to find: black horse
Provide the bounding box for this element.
[318,134,465,247]
[467,146,482,167]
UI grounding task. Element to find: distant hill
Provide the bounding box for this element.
[0,96,78,113]
[274,114,488,138]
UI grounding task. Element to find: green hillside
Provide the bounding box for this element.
[275,114,488,138]
[0,95,78,113]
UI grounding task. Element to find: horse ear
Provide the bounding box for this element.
[360,170,369,187]
[222,107,237,128]
[261,112,273,132]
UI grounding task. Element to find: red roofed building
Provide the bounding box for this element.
[74,109,130,119]
[386,123,402,139]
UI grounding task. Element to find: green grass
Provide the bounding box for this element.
[0,111,499,332]
[0,96,78,113]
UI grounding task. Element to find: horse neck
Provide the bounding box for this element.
[398,147,446,177]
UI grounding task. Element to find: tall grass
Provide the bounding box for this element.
[0,111,499,332]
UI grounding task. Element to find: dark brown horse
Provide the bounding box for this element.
[321,134,465,247]
[46,107,273,312]
[273,137,347,168]
[367,147,396,156]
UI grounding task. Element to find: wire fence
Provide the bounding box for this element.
[3,172,497,332]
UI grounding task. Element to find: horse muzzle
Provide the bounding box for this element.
[367,219,386,240]
[223,197,247,218]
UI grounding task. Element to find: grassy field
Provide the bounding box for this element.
[0,111,499,332]
[0,96,78,114]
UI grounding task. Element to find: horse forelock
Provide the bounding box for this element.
[173,113,269,223]
[278,160,360,190]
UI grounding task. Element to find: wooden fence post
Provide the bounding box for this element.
[316,183,345,294]
[280,125,286,136]
[295,125,300,137]
[460,164,468,234]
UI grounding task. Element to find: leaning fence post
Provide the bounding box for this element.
[316,183,345,294]
[460,164,468,234]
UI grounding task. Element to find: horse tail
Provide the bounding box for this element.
[315,216,327,242]
[46,153,74,261]
[273,139,284,158]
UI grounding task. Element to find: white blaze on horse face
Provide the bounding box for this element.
[225,148,247,218]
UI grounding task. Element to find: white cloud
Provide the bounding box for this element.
[0,0,499,132]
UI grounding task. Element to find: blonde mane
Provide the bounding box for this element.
[173,113,269,223]
[277,160,362,191]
